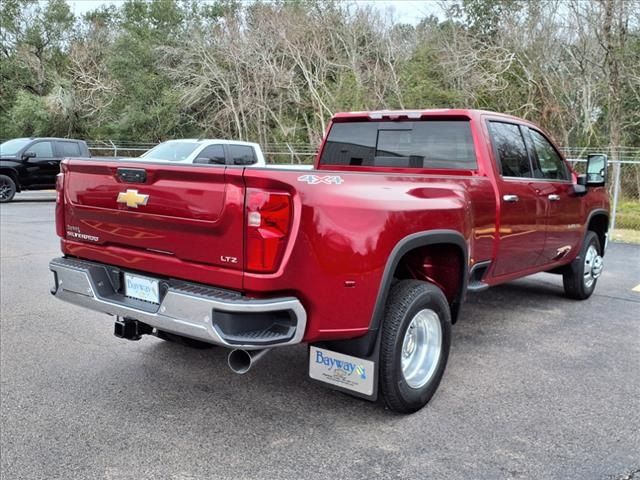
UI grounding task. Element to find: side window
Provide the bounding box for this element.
[528,129,570,181]
[488,122,531,178]
[229,145,256,165]
[195,145,226,165]
[57,141,81,157]
[30,141,54,158]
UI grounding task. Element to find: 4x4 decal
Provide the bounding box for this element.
[297,174,344,185]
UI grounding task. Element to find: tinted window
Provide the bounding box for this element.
[57,141,81,157]
[195,145,226,164]
[320,121,477,169]
[30,141,54,158]
[229,145,256,165]
[488,122,531,177]
[529,129,569,181]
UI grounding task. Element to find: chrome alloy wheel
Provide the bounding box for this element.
[401,309,442,389]
[583,244,603,289]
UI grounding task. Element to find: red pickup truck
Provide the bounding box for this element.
[49,109,609,413]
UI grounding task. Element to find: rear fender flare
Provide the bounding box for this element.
[322,230,469,359]
[371,230,469,330]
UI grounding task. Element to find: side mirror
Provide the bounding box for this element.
[572,176,587,195]
[22,151,36,160]
[586,153,607,186]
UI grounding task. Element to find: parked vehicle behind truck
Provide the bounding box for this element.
[49,109,609,413]
[137,139,267,166]
[0,137,90,202]
[136,138,312,169]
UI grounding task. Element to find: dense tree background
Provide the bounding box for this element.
[1,0,639,150]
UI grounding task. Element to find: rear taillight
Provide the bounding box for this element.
[245,189,292,273]
[55,172,65,237]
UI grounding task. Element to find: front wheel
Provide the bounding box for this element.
[0,175,17,203]
[563,231,603,300]
[379,280,451,414]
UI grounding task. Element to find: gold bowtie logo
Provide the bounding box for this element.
[117,189,149,208]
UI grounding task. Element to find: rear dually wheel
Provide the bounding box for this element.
[379,280,451,414]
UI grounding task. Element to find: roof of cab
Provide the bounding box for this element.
[331,109,529,124]
[160,139,260,147]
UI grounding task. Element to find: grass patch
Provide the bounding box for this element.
[614,200,640,230]
[611,228,640,244]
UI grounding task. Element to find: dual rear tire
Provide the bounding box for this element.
[379,280,451,414]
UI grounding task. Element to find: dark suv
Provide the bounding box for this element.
[0,137,90,202]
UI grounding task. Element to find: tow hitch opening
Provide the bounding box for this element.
[114,317,152,341]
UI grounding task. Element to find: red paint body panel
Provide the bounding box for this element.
[57,109,610,343]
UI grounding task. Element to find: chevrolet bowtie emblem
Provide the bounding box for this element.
[117,189,149,208]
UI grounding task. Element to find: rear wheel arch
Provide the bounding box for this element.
[373,230,468,328]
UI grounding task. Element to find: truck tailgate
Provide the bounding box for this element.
[61,160,245,287]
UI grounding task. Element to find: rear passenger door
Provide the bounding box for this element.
[487,121,546,277]
[56,141,82,159]
[525,128,582,263]
[228,145,257,166]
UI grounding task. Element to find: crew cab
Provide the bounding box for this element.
[0,137,90,202]
[137,139,267,166]
[137,138,313,170]
[49,109,609,413]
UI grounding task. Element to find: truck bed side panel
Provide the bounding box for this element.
[242,168,496,342]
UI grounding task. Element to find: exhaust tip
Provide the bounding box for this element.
[227,349,252,374]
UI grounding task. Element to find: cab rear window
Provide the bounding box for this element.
[319,120,477,169]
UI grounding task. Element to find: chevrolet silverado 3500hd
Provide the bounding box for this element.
[49,109,609,413]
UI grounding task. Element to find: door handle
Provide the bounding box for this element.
[502,194,519,203]
[548,194,561,201]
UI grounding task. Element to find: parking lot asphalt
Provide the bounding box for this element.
[1,192,639,480]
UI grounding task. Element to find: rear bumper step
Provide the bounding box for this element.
[49,257,306,349]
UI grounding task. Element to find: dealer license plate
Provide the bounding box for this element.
[124,273,160,304]
[309,346,375,396]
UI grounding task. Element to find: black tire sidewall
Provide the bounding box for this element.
[580,232,601,297]
[564,231,601,299]
[380,281,452,413]
[0,175,16,203]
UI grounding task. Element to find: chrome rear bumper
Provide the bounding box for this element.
[49,257,306,349]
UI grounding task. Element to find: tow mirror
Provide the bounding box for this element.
[573,175,587,195]
[586,153,607,186]
[22,151,36,160]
